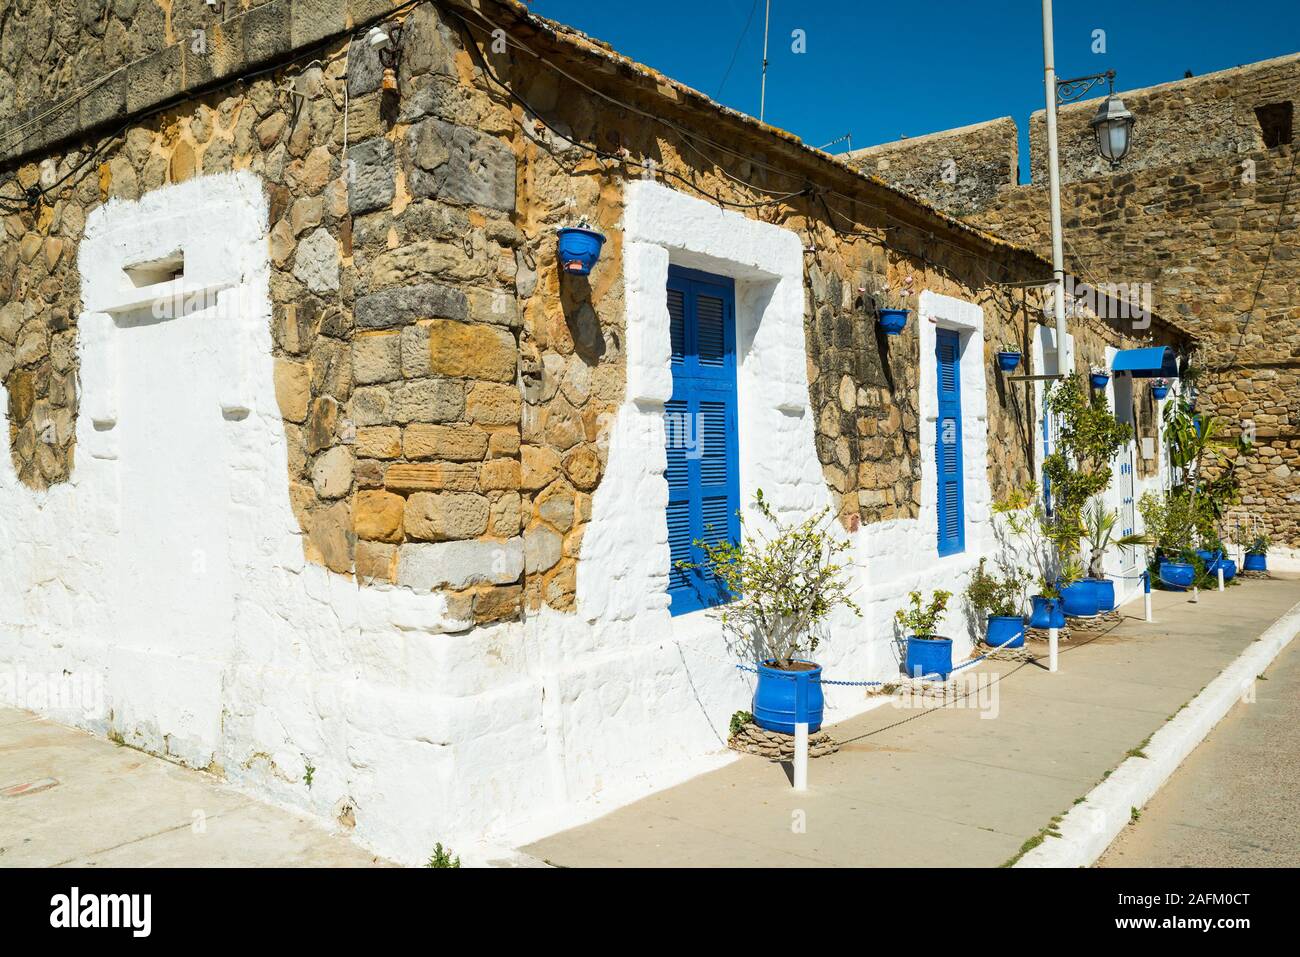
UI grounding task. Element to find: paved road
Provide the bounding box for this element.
[0,708,388,867]
[1098,624,1300,867]
[524,579,1300,868]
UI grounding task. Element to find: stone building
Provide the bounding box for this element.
[848,53,1300,560]
[0,0,1189,862]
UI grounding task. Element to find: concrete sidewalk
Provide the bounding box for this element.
[1098,618,1300,867]
[0,709,388,867]
[524,577,1300,868]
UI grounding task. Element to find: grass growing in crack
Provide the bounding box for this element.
[1130,807,1142,823]
[1126,732,1153,760]
[1000,815,1065,867]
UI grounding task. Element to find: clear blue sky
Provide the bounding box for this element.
[527,0,1300,181]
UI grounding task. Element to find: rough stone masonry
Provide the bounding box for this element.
[848,53,1300,549]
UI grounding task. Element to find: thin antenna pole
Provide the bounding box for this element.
[760,0,771,123]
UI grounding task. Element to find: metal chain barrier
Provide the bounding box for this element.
[674,628,1028,688]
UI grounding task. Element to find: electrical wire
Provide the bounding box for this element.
[715,0,761,101]
[445,1,1053,296]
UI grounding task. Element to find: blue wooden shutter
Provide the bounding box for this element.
[935,330,965,556]
[666,266,739,616]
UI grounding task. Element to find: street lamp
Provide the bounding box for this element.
[1090,90,1135,166]
[1040,1,1135,380]
[1038,0,1134,676]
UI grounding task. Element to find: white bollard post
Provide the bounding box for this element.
[793,722,809,791]
[1144,570,1154,622]
[1218,567,1225,592]
[1192,585,1199,603]
[1048,626,1059,673]
[792,673,809,791]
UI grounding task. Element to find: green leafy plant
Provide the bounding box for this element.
[728,710,754,738]
[303,762,315,789]
[1163,395,1253,541]
[1137,490,1215,578]
[1043,374,1134,561]
[426,843,461,868]
[965,558,1021,618]
[679,489,861,669]
[895,589,952,639]
[993,483,1071,599]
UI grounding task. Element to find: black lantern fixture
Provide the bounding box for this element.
[1056,69,1136,167]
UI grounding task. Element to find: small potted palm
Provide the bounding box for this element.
[1080,499,1147,611]
[896,589,954,679]
[965,558,1025,649]
[681,490,861,734]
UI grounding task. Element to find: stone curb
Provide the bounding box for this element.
[1015,595,1300,868]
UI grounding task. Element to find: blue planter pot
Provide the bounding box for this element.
[996,351,1021,372]
[1152,385,1170,400]
[752,660,824,734]
[1090,372,1111,388]
[1222,559,1238,581]
[878,308,909,335]
[904,636,953,680]
[1029,595,1065,629]
[1197,549,1228,579]
[556,226,606,275]
[1244,552,1268,572]
[1086,577,1116,612]
[1158,561,1196,590]
[986,615,1025,650]
[1060,580,1101,618]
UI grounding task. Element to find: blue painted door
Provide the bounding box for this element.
[935,329,965,556]
[665,266,740,616]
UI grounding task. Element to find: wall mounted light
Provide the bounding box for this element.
[369,24,402,93]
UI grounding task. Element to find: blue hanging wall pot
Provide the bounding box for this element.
[878,309,909,335]
[556,225,606,276]
[996,351,1022,372]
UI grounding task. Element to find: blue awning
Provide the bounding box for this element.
[1112,347,1178,379]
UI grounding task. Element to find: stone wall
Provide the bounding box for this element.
[0,0,1190,609]
[846,55,1299,546]
[973,147,1300,542]
[1028,53,1300,186]
[845,117,1019,218]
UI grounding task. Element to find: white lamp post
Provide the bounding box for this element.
[1040,0,1136,380]
[1039,0,1134,673]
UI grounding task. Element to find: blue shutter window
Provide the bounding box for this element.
[665,266,740,616]
[935,329,965,557]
